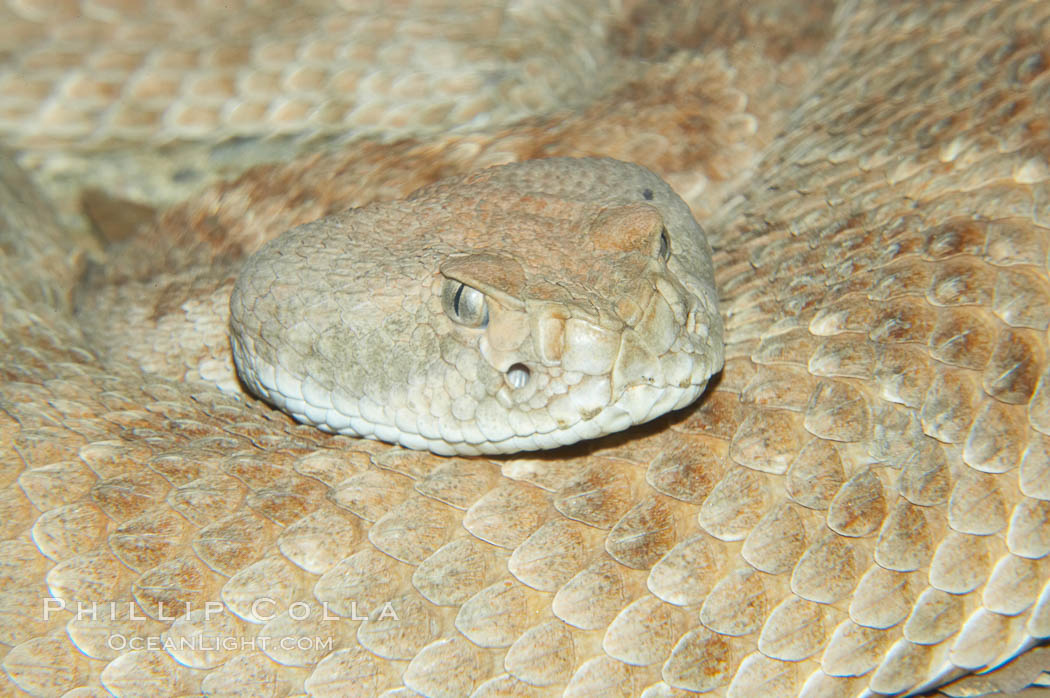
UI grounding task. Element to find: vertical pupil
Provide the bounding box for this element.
[453,283,464,315]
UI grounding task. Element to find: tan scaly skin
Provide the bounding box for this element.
[1,1,1049,697]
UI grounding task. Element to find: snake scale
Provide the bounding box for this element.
[2,0,1050,696]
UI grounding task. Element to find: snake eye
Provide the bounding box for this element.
[657,227,671,262]
[442,279,489,328]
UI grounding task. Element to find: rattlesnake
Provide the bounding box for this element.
[2,1,1050,697]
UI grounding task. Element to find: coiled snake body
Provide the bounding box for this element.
[1,1,1049,697]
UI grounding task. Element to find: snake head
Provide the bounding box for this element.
[229,157,723,455]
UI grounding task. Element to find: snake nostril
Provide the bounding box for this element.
[506,363,530,389]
